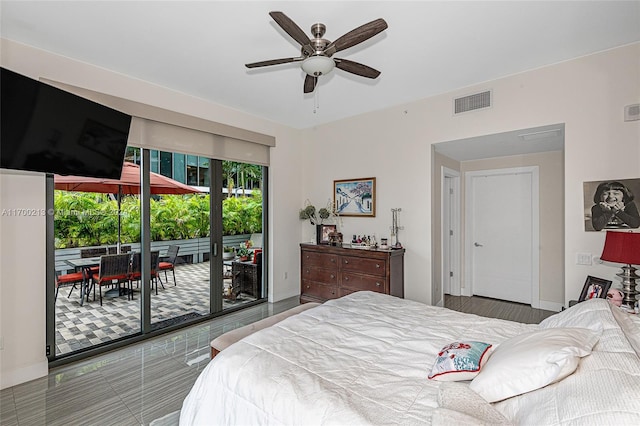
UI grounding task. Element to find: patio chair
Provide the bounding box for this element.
[90,254,131,306]
[81,248,107,258]
[129,252,141,289]
[107,245,131,255]
[55,270,85,301]
[158,245,179,286]
[81,247,107,274]
[129,251,163,295]
[151,251,164,295]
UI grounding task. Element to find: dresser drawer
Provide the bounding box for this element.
[302,267,338,284]
[337,287,358,298]
[341,272,386,293]
[302,251,339,270]
[300,243,404,303]
[341,256,386,276]
[301,280,337,300]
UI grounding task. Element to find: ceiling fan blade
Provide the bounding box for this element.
[303,74,317,93]
[324,18,387,56]
[334,58,381,79]
[245,57,303,68]
[269,11,312,49]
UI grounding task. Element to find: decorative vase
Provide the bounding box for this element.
[316,224,323,245]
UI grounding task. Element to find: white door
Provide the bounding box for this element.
[441,168,460,299]
[465,167,539,305]
[443,177,452,295]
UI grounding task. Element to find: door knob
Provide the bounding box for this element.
[474,242,483,247]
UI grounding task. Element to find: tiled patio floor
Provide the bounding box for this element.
[54,261,257,356]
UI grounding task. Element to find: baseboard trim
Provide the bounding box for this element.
[538,300,563,312]
[0,360,48,390]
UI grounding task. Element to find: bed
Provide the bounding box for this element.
[180,291,640,425]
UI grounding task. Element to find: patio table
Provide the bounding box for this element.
[65,257,101,306]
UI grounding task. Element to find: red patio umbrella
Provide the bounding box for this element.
[54,162,202,252]
[54,161,200,195]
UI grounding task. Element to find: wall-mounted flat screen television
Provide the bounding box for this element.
[1,67,132,179]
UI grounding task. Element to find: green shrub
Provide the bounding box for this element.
[54,191,262,248]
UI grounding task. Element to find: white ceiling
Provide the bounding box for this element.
[433,123,565,161]
[2,1,639,134]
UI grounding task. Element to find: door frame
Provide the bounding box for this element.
[464,166,540,308]
[440,167,461,304]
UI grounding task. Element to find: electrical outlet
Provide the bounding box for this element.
[576,253,592,265]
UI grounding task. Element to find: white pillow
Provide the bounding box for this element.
[469,327,601,402]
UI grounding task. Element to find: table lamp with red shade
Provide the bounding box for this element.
[600,231,640,308]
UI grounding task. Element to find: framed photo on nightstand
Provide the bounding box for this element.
[578,275,612,302]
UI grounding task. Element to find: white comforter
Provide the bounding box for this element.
[180,291,640,425]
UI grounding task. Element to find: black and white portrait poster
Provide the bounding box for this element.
[584,178,640,232]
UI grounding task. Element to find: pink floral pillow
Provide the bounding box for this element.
[428,341,493,381]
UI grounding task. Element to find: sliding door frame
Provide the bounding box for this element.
[47,154,269,367]
[210,159,224,313]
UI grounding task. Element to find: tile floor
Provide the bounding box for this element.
[444,294,556,323]
[3,295,300,426]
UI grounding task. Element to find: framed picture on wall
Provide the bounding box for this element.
[583,178,640,231]
[334,177,376,217]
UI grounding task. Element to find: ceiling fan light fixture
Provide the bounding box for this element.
[301,55,335,76]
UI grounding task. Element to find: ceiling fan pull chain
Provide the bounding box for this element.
[314,85,320,114]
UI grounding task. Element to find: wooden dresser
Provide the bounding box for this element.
[300,243,404,303]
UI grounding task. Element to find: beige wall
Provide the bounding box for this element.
[461,151,565,309]
[0,170,49,388]
[1,39,638,388]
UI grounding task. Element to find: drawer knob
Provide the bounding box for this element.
[330,274,335,279]
[376,282,381,287]
[376,264,380,268]
[331,258,335,263]
[344,276,349,281]
[344,260,349,264]
[306,285,310,289]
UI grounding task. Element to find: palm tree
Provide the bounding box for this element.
[222,161,237,197]
[237,163,262,195]
[223,161,262,197]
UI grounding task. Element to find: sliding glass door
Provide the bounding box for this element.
[221,160,265,309]
[52,168,142,356]
[48,147,267,362]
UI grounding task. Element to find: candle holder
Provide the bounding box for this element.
[390,208,404,249]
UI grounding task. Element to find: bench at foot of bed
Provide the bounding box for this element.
[210,302,321,358]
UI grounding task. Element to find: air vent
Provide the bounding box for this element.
[624,103,640,121]
[454,90,491,114]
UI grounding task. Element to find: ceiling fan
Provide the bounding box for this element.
[245,11,388,93]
